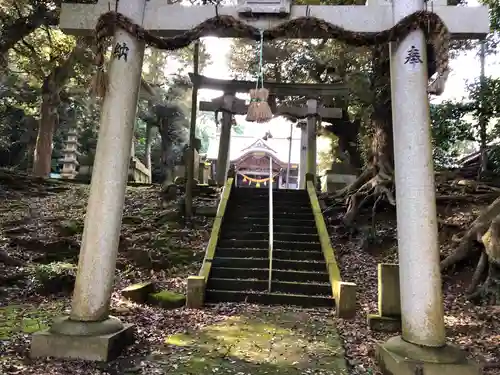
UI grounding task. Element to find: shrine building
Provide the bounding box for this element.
[206,130,301,189]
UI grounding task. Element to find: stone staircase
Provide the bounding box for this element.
[205,187,334,307]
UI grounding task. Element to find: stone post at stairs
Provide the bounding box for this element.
[30,0,146,362]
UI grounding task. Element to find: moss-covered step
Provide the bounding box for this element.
[219,231,270,241]
[209,267,269,280]
[273,232,320,243]
[273,269,330,283]
[207,278,331,296]
[205,289,334,308]
[273,212,314,220]
[217,239,269,249]
[272,217,316,227]
[271,280,331,296]
[206,278,269,292]
[221,217,268,226]
[222,223,317,234]
[209,267,330,283]
[162,307,348,375]
[273,240,322,251]
[273,259,327,272]
[273,249,324,261]
[148,290,186,309]
[274,224,317,234]
[211,257,268,269]
[214,247,268,259]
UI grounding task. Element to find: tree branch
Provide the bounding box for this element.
[0,4,58,55]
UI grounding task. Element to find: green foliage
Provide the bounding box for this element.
[429,75,500,169]
[0,3,213,174]
[430,102,475,168]
[466,77,500,132]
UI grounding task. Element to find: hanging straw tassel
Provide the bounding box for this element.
[246,88,273,123]
[246,30,273,123]
[91,66,108,98]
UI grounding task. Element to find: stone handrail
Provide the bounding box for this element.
[305,174,357,318]
[267,157,274,292]
[306,178,342,283]
[197,177,234,281]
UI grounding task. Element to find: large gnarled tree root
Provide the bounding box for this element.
[440,195,500,271]
[467,260,500,305]
[324,162,395,227]
[442,198,500,305]
[467,221,500,305]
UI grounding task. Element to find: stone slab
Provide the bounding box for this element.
[378,263,400,317]
[186,275,205,309]
[333,281,357,319]
[367,314,401,332]
[121,281,155,303]
[30,324,134,362]
[376,336,480,375]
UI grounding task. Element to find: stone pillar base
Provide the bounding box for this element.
[367,314,401,332]
[376,336,480,375]
[31,316,134,362]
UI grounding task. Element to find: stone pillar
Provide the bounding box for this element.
[59,128,80,179]
[216,106,232,185]
[389,2,445,349]
[31,0,146,362]
[297,120,307,189]
[306,98,318,181]
[376,0,480,373]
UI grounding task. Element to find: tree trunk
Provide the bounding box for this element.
[33,92,57,177]
[369,45,394,174]
[335,45,395,225]
[31,40,91,177]
[327,119,364,171]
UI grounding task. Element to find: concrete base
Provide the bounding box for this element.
[31,318,134,362]
[376,336,480,375]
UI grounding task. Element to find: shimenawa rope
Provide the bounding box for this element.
[92,10,450,97]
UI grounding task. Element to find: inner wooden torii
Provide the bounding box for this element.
[189,73,350,188]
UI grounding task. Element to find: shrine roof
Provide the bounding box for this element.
[206,134,301,165]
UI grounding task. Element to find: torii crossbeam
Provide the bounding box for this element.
[60,0,487,39]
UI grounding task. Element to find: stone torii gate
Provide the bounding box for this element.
[32,0,489,373]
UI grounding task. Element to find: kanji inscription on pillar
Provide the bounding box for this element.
[404,45,423,66]
[112,42,129,61]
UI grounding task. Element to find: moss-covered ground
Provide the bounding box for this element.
[0,301,66,340]
[162,307,348,375]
